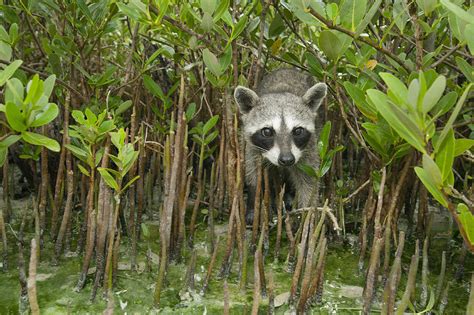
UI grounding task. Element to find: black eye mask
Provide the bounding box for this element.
[292,128,311,149]
[251,128,275,150]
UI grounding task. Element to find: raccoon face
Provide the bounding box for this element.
[250,123,311,166]
[235,83,327,167]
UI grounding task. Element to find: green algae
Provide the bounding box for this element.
[0,220,472,314]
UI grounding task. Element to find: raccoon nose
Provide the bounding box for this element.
[278,153,295,166]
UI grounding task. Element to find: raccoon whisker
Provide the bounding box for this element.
[262,159,272,168]
[301,147,316,156]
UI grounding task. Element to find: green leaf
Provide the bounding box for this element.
[0,148,7,167]
[268,13,285,38]
[455,57,474,82]
[122,151,139,176]
[8,23,17,43]
[458,203,474,244]
[435,130,454,184]
[0,134,21,148]
[204,130,218,144]
[8,23,17,42]
[0,60,22,86]
[393,0,410,33]
[213,0,229,21]
[407,79,420,112]
[363,130,388,158]
[219,45,232,73]
[319,156,333,178]
[423,75,446,114]
[440,0,474,24]
[98,120,116,135]
[0,25,9,42]
[464,24,474,55]
[0,42,12,62]
[305,52,323,77]
[77,0,94,22]
[71,110,86,124]
[203,115,219,134]
[416,0,437,15]
[422,154,442,187]
[343,82,377,120]
[5,102,26,132]
[110,128,126,149]
[22,131,60,152]
[431,91,457,117]
[43,74,56,99]
[24,74,43,106]
[437,83,472,148]
[123,175,140,191]
[115,100,133,115]
[339,0,366,32]
[154,0,169,24]
[77,164,90,177]
[318,30,342,61]
[393,143,413,160]
[186,103,197,121]
[367,89,426,153]
[201,0,217,15]
[414,166,448,207]
[229,16,248,42]
[297,163,318,178]
[417,71,427,110]
[5,78,24,107]
[318,121,331,159]
[30,103,59,127]
[355,0,382,36]
[379,72,408,107]
[143,74,166,100]
[201,12,214,32]
[363,121,396,146]
[85,108,97,125]
[98,167,119,191]
[454,139,474,156]
[116,0,147,21]
[202,49,222,77]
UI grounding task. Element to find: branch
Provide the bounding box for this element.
[335,80,381,164]
[449,186,474,210]
[253,0,270,89]
[343,178,370,204]
[290,201,341,234]
[0,59,86,103]
[431,43,462,68]
[308,8,411,73]
[273,2,324,65]
[27,239,40,315]
[149,6,216,51]
[409,2,423,70]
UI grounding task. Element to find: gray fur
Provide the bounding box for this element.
[235,68,327,209]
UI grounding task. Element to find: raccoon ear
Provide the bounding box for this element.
[303,83,327,113]
[234,86,260,114]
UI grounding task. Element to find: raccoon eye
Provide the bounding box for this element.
[293,127,304,136]
[261,128,273,137]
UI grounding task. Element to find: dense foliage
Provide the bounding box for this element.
[0,0,473,313]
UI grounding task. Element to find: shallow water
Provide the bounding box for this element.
[0,205,472,314]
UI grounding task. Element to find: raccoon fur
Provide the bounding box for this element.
[234,68,327,223]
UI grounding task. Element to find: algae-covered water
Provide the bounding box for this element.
[0,201,472,314]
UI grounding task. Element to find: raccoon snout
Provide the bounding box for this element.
[278,153,295,166]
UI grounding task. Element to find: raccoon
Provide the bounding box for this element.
[234,68,327,223]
